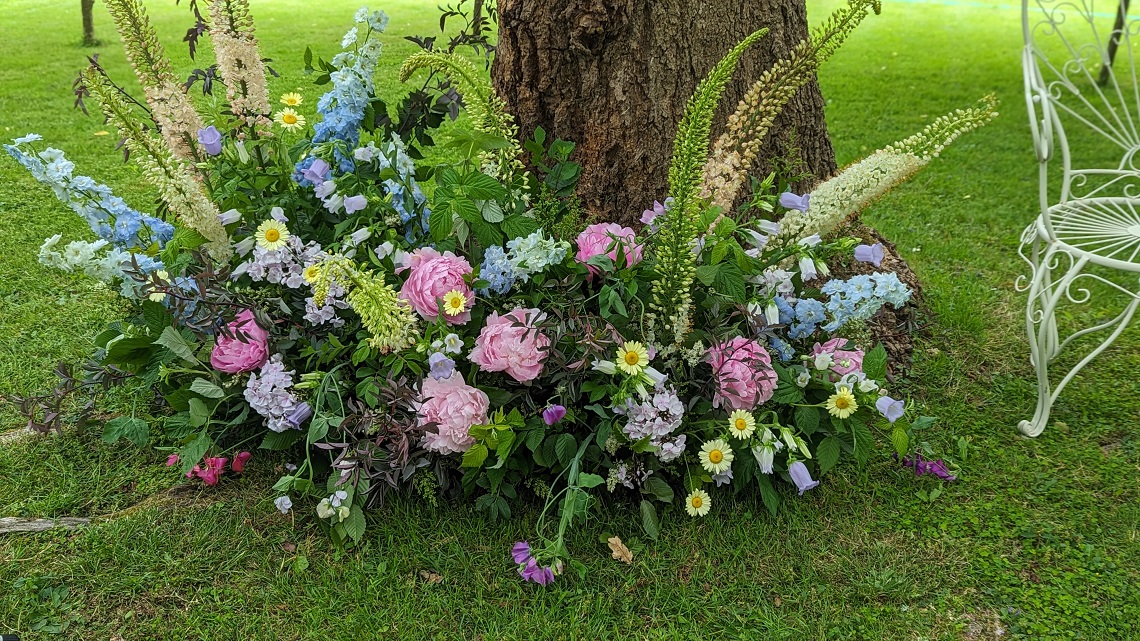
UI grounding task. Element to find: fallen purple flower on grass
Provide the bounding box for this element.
[510,540,557,585]
[902,454,958,482]
[511,541,531,565]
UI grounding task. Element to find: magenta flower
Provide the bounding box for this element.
[779,192,811,212]
[574,223,643,276]
[902,454,957,482]
[231,450,253,473]
[189,456,229,486]
[854,243,885,267]
[788,461,819,495]
[166,454,180,467]
[397,247,475,325]
[520,559,556,585]
[197,126,223,156]
[542,405,566,426]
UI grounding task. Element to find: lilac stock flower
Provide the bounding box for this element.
[542,405,567,426]
[902,454,958,482]
[788,461,820,495]
[197,126,223,156]
[876,396,906,423]
[511,541,531,565]
[779,192,811,212]
[285,402,313,429]
[854,242,885,267]
[303,158,331,186]
[343,194,368,215]
[428,352,455,381]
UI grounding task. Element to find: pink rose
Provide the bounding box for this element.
[813,338,864,377]
[706,337,777,410]
[398,247,475,324]
[210,309,269,374]
[575,223,643,276]
[469,308,550,383]
[417,372,490,454]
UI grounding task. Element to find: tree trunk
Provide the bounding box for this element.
[492,0,836,226]
[82,0,97,47]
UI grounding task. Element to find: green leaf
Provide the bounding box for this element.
[863,344,888,381]
[141,300,174,334]
[155,326,200,365]
[261,430,304,451]
[470,219,504,248]
[555,433,577,468]
[478,199,504,223]
[694,263,721,287]
[816,436,841,476]
[794,405,820,435]
[444,128,511,160]
[640,499,660,541]
[102,416,149,447]
[461,443,489,468]
[460,172,509,201]
[428,206,454,241]
[105,335,160,368]
[851,419,875,465]
[188,398,210,428]
[577,473,605,489]
[891,426,909,458]
[500,215,540,239]
[307,416,330,444]
[643,476,675,503]
[756,473,780,518]
[713,261,747,303]
[342,508,366,542]
[452,196,483,225]
[771,380,805,404]
[189,378,225,399]
[178,431,211,473]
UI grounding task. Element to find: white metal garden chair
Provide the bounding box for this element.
[1018,0,1140,436]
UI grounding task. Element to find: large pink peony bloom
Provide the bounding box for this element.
[574,223,643,276]
[469,308,550,383]
[813,338,864,376]
[706,337,777,410]
[417,372,490,454]
[398,247,475,324]
[210,309,269,374]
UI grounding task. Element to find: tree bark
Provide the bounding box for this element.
[82,0,97,47]
[492,0,836,226]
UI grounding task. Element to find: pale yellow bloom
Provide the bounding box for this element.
[728,410,756,440]
[255,219,290,250]
[699,439,734,474]
[616,341,649,376]
[826,386,858,419]
[273,108,306,131]
[280,92,303,107]
[685,489,711,517]
[442,290,468,317]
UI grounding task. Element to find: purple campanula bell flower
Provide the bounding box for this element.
[303,158,331,186]
[285,402,313,429]
[197,126,223,156]
[788,461,820,495]
[343,194,368,215]
[876,396,905,423]
[854,243,885,267]
[779,192,811,212]
[217,208,241,226]
[428,352,455,381]
[542,405,566,426]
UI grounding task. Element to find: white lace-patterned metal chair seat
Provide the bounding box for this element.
[1019,0,1140,437]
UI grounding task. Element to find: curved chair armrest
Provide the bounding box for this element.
[1023,46,1054,164]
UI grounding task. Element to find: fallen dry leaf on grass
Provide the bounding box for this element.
[608,536,633,564]
[419,570,444,584]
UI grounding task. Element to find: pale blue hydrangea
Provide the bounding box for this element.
[768,336,795,362]
[794,298,826,325]
[820,272,912,332]
[773,296,795,325]
[506,231,570,282]
[478,245,516,296]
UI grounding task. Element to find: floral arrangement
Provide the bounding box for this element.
[7,0,992,583]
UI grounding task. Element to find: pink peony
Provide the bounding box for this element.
[210,309,270,374]
[706,337,777,410]
[574,223,643,276]
[397,247,475,324]
[417,372,490,454]
[469,308,550,383]
[813,338,864,377]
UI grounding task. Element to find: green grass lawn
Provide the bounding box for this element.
[2,0,1138,639]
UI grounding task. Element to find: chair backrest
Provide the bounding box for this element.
[1023,0,1140,209]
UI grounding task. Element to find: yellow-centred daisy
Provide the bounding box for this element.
[699,438,734,474]
[303,264,321,284]
[255,219,290,250]
[826,386,858,419]
[727,410,756,440]
[280,92,303,107]
[684,489,711,517]
[273,108,306,131]
[615,341,649,376]
[441,290,468,317]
